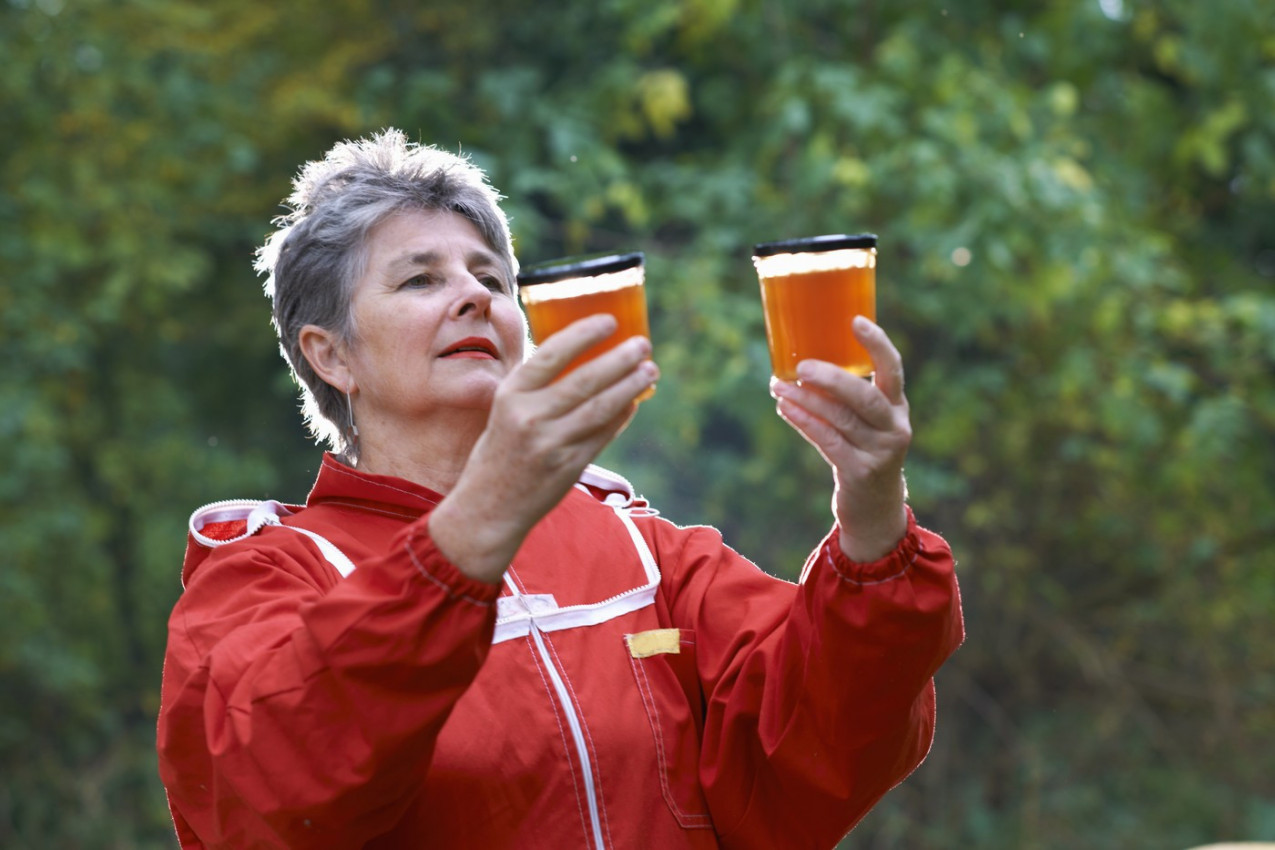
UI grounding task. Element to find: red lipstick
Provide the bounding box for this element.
[440,337,499,359]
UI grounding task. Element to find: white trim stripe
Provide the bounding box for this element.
[284,526,357,578]
[493,586,657,644]
[188,499,358,578]
[492,507,660,645]
[186,465,655,622]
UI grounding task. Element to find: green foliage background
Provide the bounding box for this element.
[3,0,1273,846]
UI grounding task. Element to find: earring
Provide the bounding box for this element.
[344,389,359,455]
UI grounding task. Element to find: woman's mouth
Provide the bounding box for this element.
[440,337,499,359]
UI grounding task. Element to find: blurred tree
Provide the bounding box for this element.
[1,0,390,843]
[2,0,1271,847]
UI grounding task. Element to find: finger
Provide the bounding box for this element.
[791,360,896,432]
[555,357,659,443]
[774,396,854,470]
[852,316,906,406]
[772,376,884,448]
[509,314,619,391]
[542,335,652,416]
[777,395,909,491]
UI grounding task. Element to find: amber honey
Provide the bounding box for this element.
[518,254,654,399]
[753,237,877,381]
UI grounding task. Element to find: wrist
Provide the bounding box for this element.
[838,502,910,563]
[428,487,526,585]
[835,469,909,562]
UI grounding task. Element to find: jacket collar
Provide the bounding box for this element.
[306,453,445,518]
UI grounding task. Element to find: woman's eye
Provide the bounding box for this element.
[403,274,433,288]
[480,276,506,293]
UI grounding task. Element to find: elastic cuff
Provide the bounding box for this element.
[823,505,923,586]
[404,523,502,607]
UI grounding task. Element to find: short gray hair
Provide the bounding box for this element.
[256,128,517,455]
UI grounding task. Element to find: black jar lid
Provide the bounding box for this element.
[752,234,877,257]
[517,252,645,287]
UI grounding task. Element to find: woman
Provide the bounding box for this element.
[157,129,964,849]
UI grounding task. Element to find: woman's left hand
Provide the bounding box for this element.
[770,316,912,563]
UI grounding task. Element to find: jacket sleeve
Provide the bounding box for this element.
[651,507,964,849]
[156,517,500,848]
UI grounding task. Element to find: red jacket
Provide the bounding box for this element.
[157,454,963,848]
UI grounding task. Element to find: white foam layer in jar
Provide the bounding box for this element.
[752,247,876,279]
[519,266,645,304]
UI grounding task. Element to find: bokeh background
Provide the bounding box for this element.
[3,0,1273,846]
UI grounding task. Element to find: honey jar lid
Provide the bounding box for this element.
[753,234,877,257]
[518,252,645,287]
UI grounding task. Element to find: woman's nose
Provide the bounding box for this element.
[451,273,493,318]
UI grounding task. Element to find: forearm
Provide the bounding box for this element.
[159,525,499,847]
[428,484,529,584]
[795,512,963,742]
[682,514,963,846]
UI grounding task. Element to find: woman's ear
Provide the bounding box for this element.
[299,324,356,393]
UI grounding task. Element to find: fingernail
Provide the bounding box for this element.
[853,315,872,332]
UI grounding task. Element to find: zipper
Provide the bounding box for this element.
[189,498,282,545]
[503,575,607,849]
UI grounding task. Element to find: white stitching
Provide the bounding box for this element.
[626,645,713,826]
[629,655,672,801]
[830,541,922,586]
[403,527,493,607]
[505,564,529,595]
[542,635,616,848]
[525,636,593,844]
[313,499,424,520]
[320,457,441,506]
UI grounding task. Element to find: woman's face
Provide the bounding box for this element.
[343,208,526,429]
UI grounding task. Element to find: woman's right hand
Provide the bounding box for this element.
[428,314,658,583]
